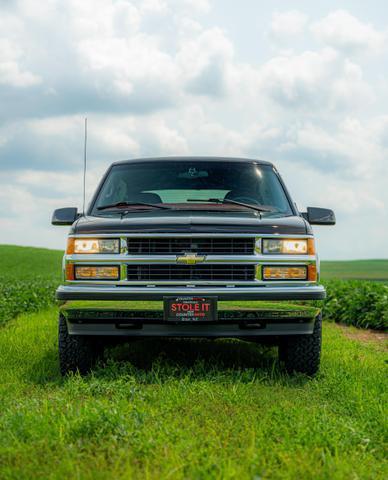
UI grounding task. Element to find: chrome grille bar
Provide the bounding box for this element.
[127,264,255,282]
[127,237,255,255]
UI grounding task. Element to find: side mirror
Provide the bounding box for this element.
[52,207,78,226]
[302,207,336,225]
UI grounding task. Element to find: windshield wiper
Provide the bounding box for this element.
[97,201,171,211]
[187,198,273,213]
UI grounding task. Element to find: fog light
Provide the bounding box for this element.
[263,266,307,280]
[74,265,120,280]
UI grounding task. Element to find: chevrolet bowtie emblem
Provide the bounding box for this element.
[176,253,206,265]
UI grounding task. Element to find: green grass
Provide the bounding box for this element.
[0,308,386,479]
[321,260,388,282]
[0,245,63,280]
[0,246,387,477]
[0,245,63,326]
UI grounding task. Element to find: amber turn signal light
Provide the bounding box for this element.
[66,238,75,254]
[263,266,307,280]
[74,265,120,280]
[308,264,317,281]
[307,238,315,255]
[65,264,75,280]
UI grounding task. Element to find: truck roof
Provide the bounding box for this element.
[111,156,274,167]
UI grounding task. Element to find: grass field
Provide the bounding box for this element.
[0,246,63,327]
[0,308,386,479]
[320,259,388,282]
[0,245,62,280]
[0,245,387,478]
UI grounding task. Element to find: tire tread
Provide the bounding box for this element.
[58,315,101,376]
[280,314,322,376]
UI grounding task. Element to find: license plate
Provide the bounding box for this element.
[164,296,217,322]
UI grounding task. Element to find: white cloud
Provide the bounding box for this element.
[269,10,308,41]
[0,39,41,87]
[311,10,386,54]
[257,48,373,111]
[178,27,234,95]
[277,118,385,177]
[175,0,210,14]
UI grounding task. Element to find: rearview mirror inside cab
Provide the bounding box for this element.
[52,207,78,226]
[302,207,336,225]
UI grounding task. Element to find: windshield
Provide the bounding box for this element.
[91,161,293,216]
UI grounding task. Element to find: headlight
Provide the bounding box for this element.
[262,238,314,255]
[67,238,120,254]
[74,265,120,280]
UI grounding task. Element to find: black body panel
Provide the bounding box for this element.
[72,212,309,235]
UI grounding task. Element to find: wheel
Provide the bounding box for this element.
[279,313,322,376]
[58,315,103,376]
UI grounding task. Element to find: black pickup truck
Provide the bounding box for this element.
[52,157,335,376]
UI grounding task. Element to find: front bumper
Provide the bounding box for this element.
[57,284,324,338]
[57,284,325,301]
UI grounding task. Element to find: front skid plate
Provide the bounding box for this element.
[66,321,315,337]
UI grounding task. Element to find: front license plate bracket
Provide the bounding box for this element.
[164,296,218,323]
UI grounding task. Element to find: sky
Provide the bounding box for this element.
[0,0,387,259]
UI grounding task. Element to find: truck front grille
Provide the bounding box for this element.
[127,264,255,282]
[127,237,254,255]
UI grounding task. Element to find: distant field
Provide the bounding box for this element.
[321,259,388,281]
[0,245,62,280]
[0,246,63,326]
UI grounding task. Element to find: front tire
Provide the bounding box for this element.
[279,313,322,376]
[58,315,102,376]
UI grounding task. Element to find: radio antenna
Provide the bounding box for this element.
[82,117,88,215]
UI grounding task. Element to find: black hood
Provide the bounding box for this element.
[72,211,310,235]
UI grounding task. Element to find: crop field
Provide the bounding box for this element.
[320,259,388,282]
[0,245,387,479]
[0,245,62,280]
[0,245,62,327]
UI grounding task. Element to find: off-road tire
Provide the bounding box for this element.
[279,313,322,376]
[58,315,103,376]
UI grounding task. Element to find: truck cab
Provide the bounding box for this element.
[52,157,335,376]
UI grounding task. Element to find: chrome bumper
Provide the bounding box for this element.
[58,285,323,337]
[57,284,325,301]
